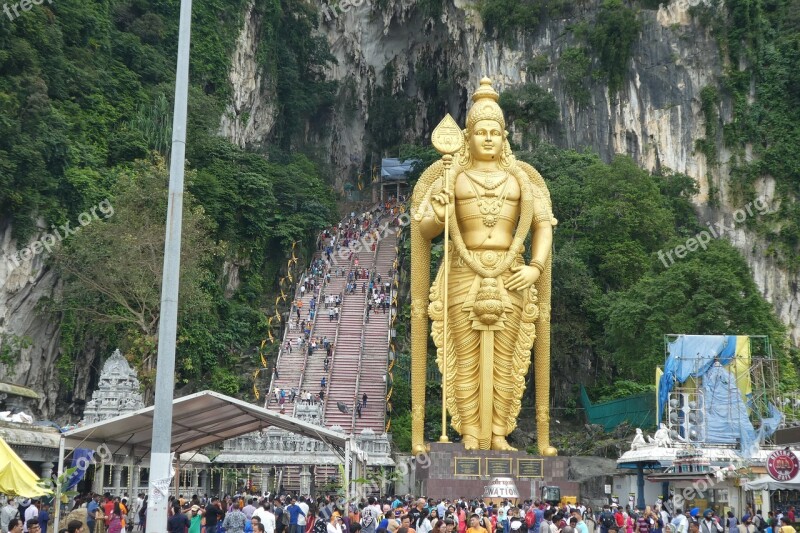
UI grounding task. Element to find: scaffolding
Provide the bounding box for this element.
[662,334,781,446]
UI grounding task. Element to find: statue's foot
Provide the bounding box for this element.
[491,435,517,451]
[542,446,558,457]
[463,436,479,450]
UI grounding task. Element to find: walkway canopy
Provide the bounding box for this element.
[61,390,349,458]
[55,391,363,529]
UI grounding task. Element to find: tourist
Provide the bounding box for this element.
[700,511,722,533]
[23,501,38,533]
[723,513,738,533]
[254,504,276,533]
[188,506,204,533]
[223,503,247,533]
[2,499,18,533]
[205,497,225,533]
[329,514,345,533]
[287,498,306,533]
[738,518,756,533]
[8,520,22,533]
[37,504,48,533]
[24,520,39,533]
[778,518,795,533]
[571,511,588,533]
[106,502,124,533]
[362,393,368,409]
[468,516,488,533]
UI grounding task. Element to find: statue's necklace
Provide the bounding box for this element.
[464,169,509,190]
[464,171,511,227]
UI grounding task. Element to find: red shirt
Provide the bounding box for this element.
[104,501,115,525]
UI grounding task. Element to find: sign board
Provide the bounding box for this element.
[518,459,544,478]
[604,484,612,495]
[454,457,481,476]
[767,449,800,481]
[486,458,512,476]
[483,477,520,499]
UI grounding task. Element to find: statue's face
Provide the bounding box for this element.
[469,119,504,161]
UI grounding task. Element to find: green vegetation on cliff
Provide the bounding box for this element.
[689,0,800,266]
[0,0,337,400]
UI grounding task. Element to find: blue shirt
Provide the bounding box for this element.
[38,510,50,531]
[287,505,305,525]
[87,502,99,523]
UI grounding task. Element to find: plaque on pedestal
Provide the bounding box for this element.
[486,458,512,476]
[454,457,481,476]
[517,458,544,478]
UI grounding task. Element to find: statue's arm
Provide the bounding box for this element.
[529,220,553,269]
[529,188,554,270]
[418,211,444,240]
[416,176,446,241]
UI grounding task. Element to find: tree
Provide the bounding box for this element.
[53,156,215,392]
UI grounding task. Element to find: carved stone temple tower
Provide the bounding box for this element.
[83,349,145,424]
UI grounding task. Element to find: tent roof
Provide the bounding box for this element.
[62,391,348,458]
[381,158,418,181]
[745,474,800,491]
[0,436,51,497]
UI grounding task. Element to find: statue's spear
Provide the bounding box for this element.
[430,114,464,444]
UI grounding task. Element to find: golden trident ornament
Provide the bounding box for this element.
[430,113,464,443]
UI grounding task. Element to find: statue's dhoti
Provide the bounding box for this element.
[429,248,538,449]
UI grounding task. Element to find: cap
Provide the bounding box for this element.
[191,505,200,513]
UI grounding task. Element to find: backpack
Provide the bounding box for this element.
[282,509,291,527]
[526,510,536,529]
[603,513,617,530]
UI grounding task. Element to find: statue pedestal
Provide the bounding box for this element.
[415,443,580,500]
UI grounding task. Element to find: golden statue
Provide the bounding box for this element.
[409,77,558,455]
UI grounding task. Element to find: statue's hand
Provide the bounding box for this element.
[429,189,453,222]
[505,265,540,291]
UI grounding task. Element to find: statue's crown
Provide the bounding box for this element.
[467,77,505,131]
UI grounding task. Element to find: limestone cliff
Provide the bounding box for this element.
[0,220,99,420]
[221,0,798,345]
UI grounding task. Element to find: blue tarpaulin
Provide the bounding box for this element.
[65,448,93,490]
[657,335,733,422]
[657,334,781,457]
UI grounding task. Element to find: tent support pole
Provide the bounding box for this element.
[53,437,65,530]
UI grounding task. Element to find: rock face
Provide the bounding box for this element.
[220,0,798,345]
[0,220,103,421]
[0,220,63,418]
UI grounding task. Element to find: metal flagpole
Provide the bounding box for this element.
[145,0,192,529]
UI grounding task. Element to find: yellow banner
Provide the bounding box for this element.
[731,335,752,405]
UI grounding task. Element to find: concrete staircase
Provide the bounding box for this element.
[268,207,400,437]
[321,263,372,430]
[352,231,397,433]
[266,236,333,415]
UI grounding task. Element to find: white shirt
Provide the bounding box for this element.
[297,503,309,526]
[254,509,276,533]
[328,523,344,533]
[24,506,38,532]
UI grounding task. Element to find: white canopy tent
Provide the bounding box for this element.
[54,391,364,527]
[745,475,800,491]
